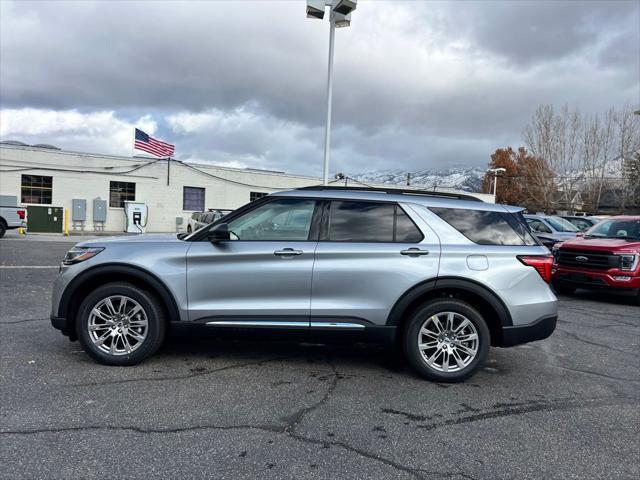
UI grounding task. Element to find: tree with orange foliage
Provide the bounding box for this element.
[482,146,555,209]
[481,147,523,204]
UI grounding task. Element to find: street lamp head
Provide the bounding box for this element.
[306,0,326,19]
[331,11,351,27]
[333,0,357,15]
[489,167,506,174]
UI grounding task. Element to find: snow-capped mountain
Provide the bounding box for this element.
[348,167,486,192]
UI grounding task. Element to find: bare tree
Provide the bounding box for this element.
[614,104,640,211]
[523,104,639,214]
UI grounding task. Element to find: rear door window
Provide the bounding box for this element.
[327,201,424,243]
[431,207,538,246]
[395,206,424,242]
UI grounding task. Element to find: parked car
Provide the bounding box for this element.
[0,203,26,238]
[551,216,640,304]
[50,186,557,382]
[186,212,204,234]
[560,215,600,232]
[524,215,580,243]
[187,209,233,233]
[533,234,560,250]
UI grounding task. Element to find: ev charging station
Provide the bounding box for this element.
[124,201,148,233]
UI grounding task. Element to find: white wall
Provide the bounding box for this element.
[0,145,319,232]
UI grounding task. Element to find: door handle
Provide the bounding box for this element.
[400,248,429,256]
[274,248,303,256]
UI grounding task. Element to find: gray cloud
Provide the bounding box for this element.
[1,0,638,176]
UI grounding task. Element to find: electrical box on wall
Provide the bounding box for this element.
[72,199,86,222]
[93,198,107,222]
[124,201,148,233]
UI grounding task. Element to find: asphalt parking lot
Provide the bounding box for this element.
[1,233,639,480]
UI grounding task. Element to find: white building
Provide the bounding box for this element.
[0,142,493,233]
[0,143,319,232]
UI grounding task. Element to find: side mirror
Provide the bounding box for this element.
[207,223,230,243]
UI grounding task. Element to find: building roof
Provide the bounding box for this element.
[0,142,319,181]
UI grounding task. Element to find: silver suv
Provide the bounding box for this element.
[51,187,557,382]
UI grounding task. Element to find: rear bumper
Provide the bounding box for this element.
[499,314,557,347]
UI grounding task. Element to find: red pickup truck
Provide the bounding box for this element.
[551,216,640,304]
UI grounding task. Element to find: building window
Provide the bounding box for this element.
[109,181,136,208]
[21,175,53,204]
[183,186,205,211]
[250,191,268,202]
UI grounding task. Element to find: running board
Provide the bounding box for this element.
[205,320,365,330]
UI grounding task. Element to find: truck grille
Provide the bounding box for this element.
[557,250,618,270]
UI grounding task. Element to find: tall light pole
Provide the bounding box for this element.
[307,1,357,185]
[488,167,506,200]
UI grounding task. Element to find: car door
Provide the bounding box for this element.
[310,200,441,326]
[186,198,320,325]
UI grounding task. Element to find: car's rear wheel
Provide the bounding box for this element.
[0,221,6,239]
[76,282,166,366]
[403,299,490,382]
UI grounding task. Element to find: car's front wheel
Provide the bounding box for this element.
[76,282,166,366]
[403,298,490,382]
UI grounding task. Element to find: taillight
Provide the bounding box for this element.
[518,255,553,283]
[17,209,26,220]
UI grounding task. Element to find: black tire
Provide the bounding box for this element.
[76,282,166,366]
[553,283,575,295]
[402,298,490,383]
[0,221,6,239]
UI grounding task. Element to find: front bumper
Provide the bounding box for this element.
[553,268,640,292]
[500,314,557,347]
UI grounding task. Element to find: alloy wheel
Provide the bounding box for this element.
[88,295,148,356]
[417,311,479,372]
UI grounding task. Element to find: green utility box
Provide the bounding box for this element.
[27,206,63,233]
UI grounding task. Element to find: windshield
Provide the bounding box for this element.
[586,219,640,240]
[545,216,579,232]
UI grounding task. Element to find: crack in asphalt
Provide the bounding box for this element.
[0,318,49,325]
[404,396,638,432]
[68,355,296,388]
[0,423,280,436]
[283,360,339,434]
[557,317,632,330]
[550,364,640,383]
[0,420,428,479]
[556,327,640,358]
[286,431,426,479]
[559,305,639,324]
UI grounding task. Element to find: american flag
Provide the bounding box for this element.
[134,128,175,158]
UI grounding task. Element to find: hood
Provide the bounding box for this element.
[559,236,640,252]
[77,233,180,247]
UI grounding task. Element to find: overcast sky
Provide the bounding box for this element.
[1,0,638,177]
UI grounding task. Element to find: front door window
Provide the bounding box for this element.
[226,199,316,241]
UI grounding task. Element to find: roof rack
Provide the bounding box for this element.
[297,185,483,202]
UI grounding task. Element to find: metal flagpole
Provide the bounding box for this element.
[167,156,171,186]
[322,18,336,186]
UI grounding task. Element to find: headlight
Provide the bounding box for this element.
[619,253,638,271]
[63,247,104,265]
